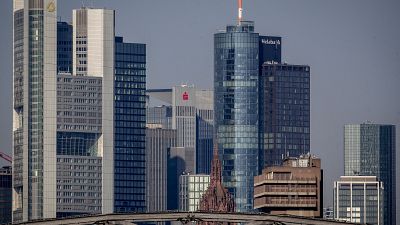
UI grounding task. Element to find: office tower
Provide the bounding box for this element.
[71,7,116,214]
[334,176,383,224]
[344,124,396,225]
[260,64,310,167]
[254,154,323,217]
[146,128,177,212]
[147,86,214,175]
[179,174,210,211]
[198,144,235,223]
[12,0,57,221]
[0,166,12,224]
[195,90,214,174]
[114,37,147,212]
[214,18,260,212]
[57,21,72,73]
[56,73,103,217]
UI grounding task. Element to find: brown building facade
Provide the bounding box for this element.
[254,154,323,218]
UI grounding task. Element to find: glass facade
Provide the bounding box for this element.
[179,174,210,211]
[214,21,260,211]
[344,124,396,225]
[57,22,72,73]
[28,7,45,219]
[114,37,147,212]
[260,64,310,167]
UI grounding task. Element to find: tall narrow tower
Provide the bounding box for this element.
[12,0,57,222]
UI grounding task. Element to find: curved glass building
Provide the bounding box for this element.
[214,21,260,211]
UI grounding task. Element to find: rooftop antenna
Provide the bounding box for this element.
[238,0,243,24]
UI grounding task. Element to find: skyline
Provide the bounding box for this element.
[1,0,399,215]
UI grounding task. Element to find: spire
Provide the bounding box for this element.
[211,139,222,183]
[238,0,243,24]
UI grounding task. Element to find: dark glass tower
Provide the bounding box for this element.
[114,37,147,212]
[214,21,260,211]
[344,124,396,225]
[57,22,72,73]
[260,64,310,167]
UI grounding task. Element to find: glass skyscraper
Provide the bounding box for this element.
[260,64,310,167]
[344,123,396,225]
[214,21,260,211]
[114,36,147,212]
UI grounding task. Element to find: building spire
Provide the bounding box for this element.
[238,0,243,24]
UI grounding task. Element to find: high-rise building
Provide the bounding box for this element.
[57,21,72,73]
[260,64,310,167]
[0,166,12,224]
[71,7,115,214]
[179,174,210,211]
[254,154,323,217]
[334,176,384,225]
[147,86,214,175]
[214,20,260,212]
[114,36,147,213]
[146,128,177,212]
[12,0,58,221]
[344,123,396,225]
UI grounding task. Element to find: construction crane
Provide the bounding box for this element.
[0,151,12,164]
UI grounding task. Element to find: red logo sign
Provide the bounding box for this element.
[183,92,189,101]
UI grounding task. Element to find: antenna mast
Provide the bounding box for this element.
[238,0,243,24]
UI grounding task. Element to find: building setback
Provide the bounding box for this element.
[334,176,383,224]
[12,0,58,221]
[254,154,323,218]
[344,123,396,225]
[260,63,310,168]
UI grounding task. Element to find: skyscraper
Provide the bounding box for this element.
[147,86,214,175]
[214,9,260,212]
[12,0,58,221]
[344,123,396,225]
[72,7,116,214]
[146,128,176,212]
[260,63,310,167]
[114,36,147,213]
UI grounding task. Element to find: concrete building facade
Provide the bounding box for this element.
[254,154,323,217]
